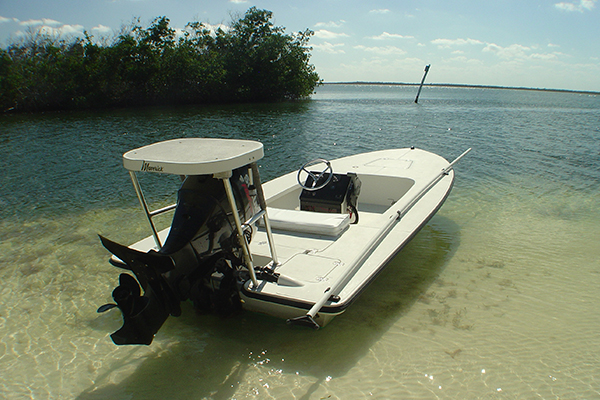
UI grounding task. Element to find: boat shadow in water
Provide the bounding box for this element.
[77,215,459,400]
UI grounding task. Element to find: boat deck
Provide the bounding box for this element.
[241,148,456,323]
[251,203,387,263]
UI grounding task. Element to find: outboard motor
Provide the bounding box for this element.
[98,166,257,345]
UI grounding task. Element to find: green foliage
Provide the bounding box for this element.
[0,8,320,112]
[217,8,320,101]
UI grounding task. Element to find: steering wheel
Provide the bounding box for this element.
[297,158,333,191]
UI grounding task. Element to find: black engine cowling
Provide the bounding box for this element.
[98,166,256,345]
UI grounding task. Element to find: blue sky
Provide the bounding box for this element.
[1,0,599,92]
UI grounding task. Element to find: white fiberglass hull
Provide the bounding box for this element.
[241,147,454,326]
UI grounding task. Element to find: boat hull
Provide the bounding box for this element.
[240,147,454,326]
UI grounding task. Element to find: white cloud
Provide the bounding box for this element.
[369,9,390,14]
[354,45,406,56]
[91,25,112,35]
[20,18,62,27]
[43,18,62,26]
[431,38,484,48]
[38,24,85,37]
[555,2,579,11]
[482,43,564,61]
[313,41,345,54]
[554,0,597,12]
[0,16,19,24]
[229,0,248,3]
[483,43,530,59]
[368,32,414,40]
[315,20,345,29]
[529,52,560,60]
[13,20,85,39]
[61,24,84,35]
[19,19,44,27]
[314,29,349,40]
[433,37,566,62]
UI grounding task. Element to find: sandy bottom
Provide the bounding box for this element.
[1,178,599,399]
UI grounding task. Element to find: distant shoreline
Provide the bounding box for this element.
[323,81,599,96]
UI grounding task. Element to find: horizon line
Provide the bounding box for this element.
[322,81,599,96]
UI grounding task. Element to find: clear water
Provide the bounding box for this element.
[1,85,599,399]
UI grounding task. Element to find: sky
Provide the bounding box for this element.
[1,0,599,92]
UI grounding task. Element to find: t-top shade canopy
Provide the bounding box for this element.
[123,138,264,175]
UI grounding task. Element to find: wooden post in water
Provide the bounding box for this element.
[414,64,431,103]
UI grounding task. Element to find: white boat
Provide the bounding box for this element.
[97,138,470,345]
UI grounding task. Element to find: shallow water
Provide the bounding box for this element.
[1,85,599,399]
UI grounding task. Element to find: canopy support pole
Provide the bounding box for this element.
[220,173,259,288]
[250,163,279,266]
[129,171,162,249]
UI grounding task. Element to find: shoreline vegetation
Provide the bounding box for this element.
[324,82,599,96]
[1,6,596,115]
[0,7,320,113]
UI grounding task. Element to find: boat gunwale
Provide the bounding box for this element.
[240,171,455,316]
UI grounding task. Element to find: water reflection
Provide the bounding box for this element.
[76,217,458,399]
[2,85,599,398]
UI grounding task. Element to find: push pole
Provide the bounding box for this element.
[288,147,472,329]
[414,64,431,103]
